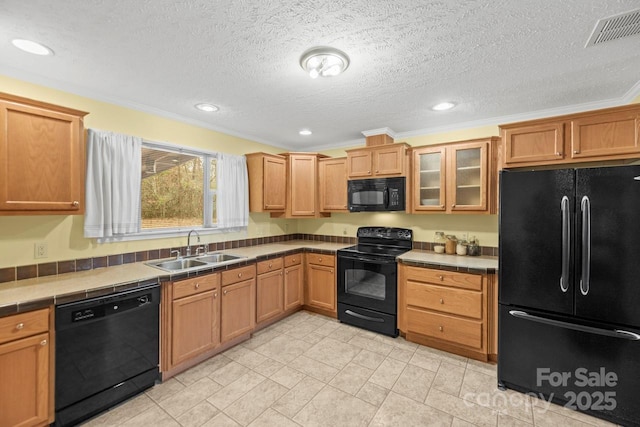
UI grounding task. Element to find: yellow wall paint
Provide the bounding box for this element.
[0,75,289,268]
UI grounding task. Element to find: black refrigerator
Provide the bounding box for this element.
[498,165,640,427]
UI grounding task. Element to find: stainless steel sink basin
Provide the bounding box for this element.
[146,252,246,272]
[147,258,208,271]
[195,253,243,263]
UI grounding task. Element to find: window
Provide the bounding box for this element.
[141,143,217,230]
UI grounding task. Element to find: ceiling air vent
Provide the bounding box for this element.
[585,8,640,47]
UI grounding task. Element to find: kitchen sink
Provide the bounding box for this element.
[146,252,247,272]
[195,253,243,263]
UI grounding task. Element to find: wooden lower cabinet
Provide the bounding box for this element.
[284,254,304,310]
[399,263,494,361]
[305,253,336,316]
[256,258,284,324]
[0,308,52,427]
[221,265,256,343]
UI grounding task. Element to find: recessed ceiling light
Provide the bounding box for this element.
[432,102,456,111]
[299,129,312,136]
[195,103,219,112]
[300,47,350,78]
[11,39,53,56]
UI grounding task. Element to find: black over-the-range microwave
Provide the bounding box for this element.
[347,177,406,212]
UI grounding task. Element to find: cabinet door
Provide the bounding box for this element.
[571,110,640,159]
[319,157,348,212]
[221,278,256,343]
[503,122,564,165]
[289,154,317,216]
[284,263,304,310]
[373,145,405,176]
[347,150,372,178]
[449,142,488,212]
[413,146,446,211]
[0,332,50,427]
[306,263,336,312]
[256,269,284,323]
[0,100,84,213]
[171,289,220,366]
[263,156,286,210]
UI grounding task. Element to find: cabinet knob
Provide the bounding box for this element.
[451,204,456,208]
[286,270,289,275]
[72,200,80,207]
[195,283,200,289]
[214,293,218,298]
[440,298,444,304]
[40,339,47,346]
[376,170,379,173]
[292,258,296,262]
[269,263,272,268]
[574,150,580,154]
[330,270,333,273]
[556,152,561,156]
[439,326,443,332]
[238,272,242,278]
[280,271,283,276]
[16,323,24,330]
[318,258,322,262]
[367,171,371,174]
[438,275,444,281]
[223,290,228,295]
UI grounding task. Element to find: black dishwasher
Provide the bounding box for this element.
[54,283,160,427]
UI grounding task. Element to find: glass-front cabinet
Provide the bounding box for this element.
[414,147,446,211]
[412,138,496,214]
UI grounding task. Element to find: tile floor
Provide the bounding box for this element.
[83,310,617,427]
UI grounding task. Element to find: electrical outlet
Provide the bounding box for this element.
[35,242,48,259]
[343,228,348,235]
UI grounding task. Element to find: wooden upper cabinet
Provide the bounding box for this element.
[318,157,348,212]
[571,110,640,159]
[501,104,640,168]
[288,154,317,216]
[411,138,497,214]
[0,92,88,215]
[502,122,565,165]
[246,153,286,212]
[346,143,408,179]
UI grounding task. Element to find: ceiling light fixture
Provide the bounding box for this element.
[300,47,350,79]
[195,103,219,112]
[11,39,53,56]
[432,102,457,111]
[299,129,312,136]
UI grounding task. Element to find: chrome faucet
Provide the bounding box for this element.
[186,230,201,257]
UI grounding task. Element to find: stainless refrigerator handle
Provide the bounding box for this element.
[509,310,640,341]
[560,196,570,293]
[580,196,591,296]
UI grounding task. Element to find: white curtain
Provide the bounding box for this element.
[217,153,249,230]
[84,129,142,238]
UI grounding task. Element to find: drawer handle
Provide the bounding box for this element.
[16,323,24,330]
[439,326,443,332]
[238,272,243,278]
[40,339,47,346]
[269,263,272,268]
[318,258,322,262]
[439,298,444,304]
[195,283,200,289]
[438,275,444,281]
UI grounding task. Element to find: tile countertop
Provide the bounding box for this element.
[398,250,498,273]
[0,240,498,314]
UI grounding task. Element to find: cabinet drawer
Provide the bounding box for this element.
[0,308,49,345]
[257,257,283,275]
[405,266,482,291]
[173,274,220,300]
[407,307,483,349]
[306,253,335,267]
[284,253,302,268]
[406,281,482,319]
[222,264,256,286]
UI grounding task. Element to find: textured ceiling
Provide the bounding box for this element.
[1,0,639,150]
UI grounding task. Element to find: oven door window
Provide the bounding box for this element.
[338,256,397,314]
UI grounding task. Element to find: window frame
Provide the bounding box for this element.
[98,139,223,243]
